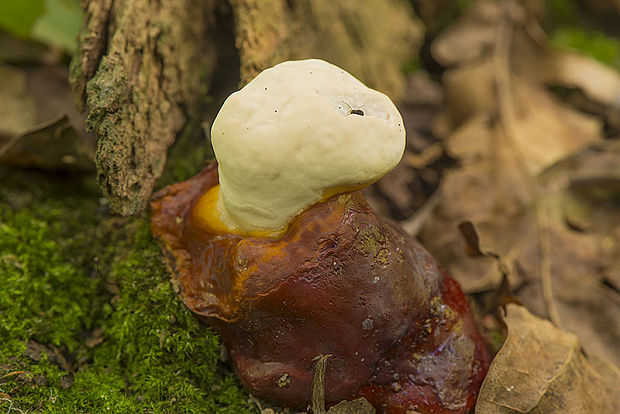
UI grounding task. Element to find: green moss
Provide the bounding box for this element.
[158,120,214,190]
[355,225,391,268]
[401,58,421,75]
[0,168,254,413]
[357,226,385,257]
[84,58,129,131]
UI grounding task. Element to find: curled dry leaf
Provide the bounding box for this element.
[523,50,620,110]
[434,0,620,112]
[476,304,620,413]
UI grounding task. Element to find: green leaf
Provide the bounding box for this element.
[31,0,82,52]
[0,0,45,38]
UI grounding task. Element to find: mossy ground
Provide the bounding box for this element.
[0,138,254,413]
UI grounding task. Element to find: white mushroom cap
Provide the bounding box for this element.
[210,59,406,234]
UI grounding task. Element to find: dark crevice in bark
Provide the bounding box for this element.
[205,0,241,124]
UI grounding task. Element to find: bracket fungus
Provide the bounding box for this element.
[151,59,489,413]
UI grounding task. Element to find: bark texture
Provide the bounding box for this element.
[71,0,423,215]
[70,0,219,215]
[230,0,422,97]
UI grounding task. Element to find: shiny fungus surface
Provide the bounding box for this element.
[151,164,489,413]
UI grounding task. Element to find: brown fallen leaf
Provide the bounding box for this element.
[533,144,620,366]
[475,304,620,413]
[0,32,60,65]
[0,64,36,135]
[434,1,620,112]
[441,56,601,175]
[522,48,620,110]
[431,0,500,67]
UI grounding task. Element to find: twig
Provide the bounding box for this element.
[492,0,564,328]
[248,394,263,411]
[401,186,442,237]
[1,396,26,414]
[49,345,74,373]
[0,372,25,384]
[536,202,564,329]
[310,355,331,414]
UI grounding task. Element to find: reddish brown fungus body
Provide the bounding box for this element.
[151,163,489,413]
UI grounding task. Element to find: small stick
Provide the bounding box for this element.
[310,354,332,414]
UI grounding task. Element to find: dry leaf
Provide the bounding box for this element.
[0,63,94,170]
[419,0,619,367]
[431,0,501,67]
[422,114,534,293]
[533,144,620,366]
[0,32,59,65]
[327,398,375,414]
[0,64,36,135]
[442,58,601,175]
[0,114,94,171]
[476,304,620,413]
[513,33,620,109]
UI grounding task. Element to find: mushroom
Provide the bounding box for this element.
[196,59,405,237]
[151,59,489,414]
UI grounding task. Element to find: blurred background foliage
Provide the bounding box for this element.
[0,0,617,66]
[548,0,619,67]
[0,0,81,53]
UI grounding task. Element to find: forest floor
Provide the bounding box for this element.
[1,0,619,412]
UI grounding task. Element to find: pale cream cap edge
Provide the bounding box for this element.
[211,59,406,233]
